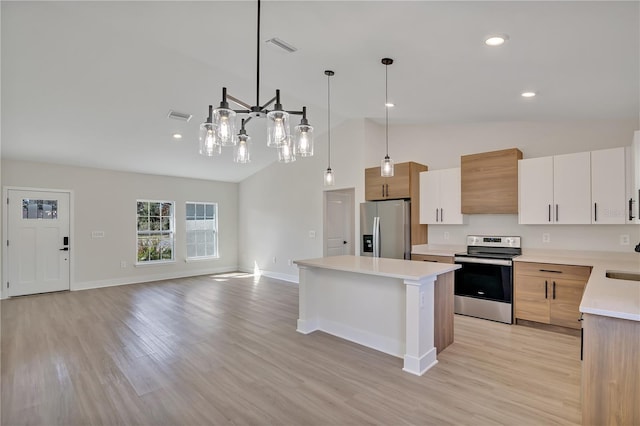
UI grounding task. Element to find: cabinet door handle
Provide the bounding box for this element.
[435,208,439,222]
[548,204,551,222]
[545,280,548,299]
[556,204,559,222]
[552,281,556,299]
[629,198,635,221]
[381,185,385,198]
[385,184,389,197]
[539,269,562,274]
[440,208,444,222]
[594,203,597,222]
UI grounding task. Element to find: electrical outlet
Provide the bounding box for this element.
[620,234,630,245]
[308,230,316,239]
[420,291,425,308]
[120,261,127,268]
[542,233,551,243]
[444,232,450,240]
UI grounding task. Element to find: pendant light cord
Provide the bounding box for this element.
[385,63,389,157]
[256,0,261,107]
[327,72,331,169]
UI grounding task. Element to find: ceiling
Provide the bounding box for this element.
[2,1,638,183]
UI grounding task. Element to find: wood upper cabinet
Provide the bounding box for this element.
[419,168,465,225]
[364,161,428,246]
[461,148,523,214]
[365,162,413,200]
[514,262,591,330]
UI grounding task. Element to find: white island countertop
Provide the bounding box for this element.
[514,249,640,322]
[295,255,460,281]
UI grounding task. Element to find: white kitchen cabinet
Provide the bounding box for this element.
[591,147,626,224]
[419,168,465,225]
[626,131,640,224]
[554,152,591,224]
[519,152,591,224]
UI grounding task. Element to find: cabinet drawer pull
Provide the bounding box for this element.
[552,281,556,299]
[539,269,562,274]
[545,280,548,299]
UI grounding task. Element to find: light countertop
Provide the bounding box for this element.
[294,255,460,281]
[411,244,465,257]
[514,249,640,322]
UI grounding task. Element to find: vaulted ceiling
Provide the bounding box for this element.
[2,1,638,182]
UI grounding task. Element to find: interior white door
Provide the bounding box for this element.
[325,191,351,256]
[7,190,70,296]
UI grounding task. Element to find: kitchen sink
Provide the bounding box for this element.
[605,271,640,281]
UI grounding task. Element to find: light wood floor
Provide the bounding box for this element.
[1,273,581,425]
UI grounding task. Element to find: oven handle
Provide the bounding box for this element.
[454,257,512,267]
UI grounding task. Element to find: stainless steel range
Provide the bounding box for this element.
[454,235,521,324]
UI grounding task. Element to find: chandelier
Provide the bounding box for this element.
[199,0,313,163]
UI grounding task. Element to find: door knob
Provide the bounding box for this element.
[59,247,69,251]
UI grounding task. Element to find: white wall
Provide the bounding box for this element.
[238,119,366,281]
[380,118,640,252]
[1,160,239,297]
[239,118,640,274]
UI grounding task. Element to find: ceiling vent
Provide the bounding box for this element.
[266,38,297,53]
[167,110,193,122]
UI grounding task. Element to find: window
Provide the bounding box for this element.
[137,200,174,263]
[22,199,58,219]
[186,202,218,259]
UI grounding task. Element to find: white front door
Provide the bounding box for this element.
[325,190,353,257]
[7,190,70,296]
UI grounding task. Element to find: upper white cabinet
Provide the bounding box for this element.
[553,152,591,224]
[591,147,626,224]
[520,149,628,225]
[419,168,465,225]
[626,131,640,224]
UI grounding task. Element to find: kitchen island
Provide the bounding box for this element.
[294,255,460,376]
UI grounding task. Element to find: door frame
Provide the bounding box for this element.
[2,186,75,299]
[323,188,355,257]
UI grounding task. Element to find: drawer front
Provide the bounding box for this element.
[412,254,454,264]
[515,262,591,281]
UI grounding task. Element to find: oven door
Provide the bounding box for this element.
[453,257,512,303]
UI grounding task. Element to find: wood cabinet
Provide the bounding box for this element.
[364,161,428,246]
[514,262,591,330]
[519,152,591,224]
[591,147,626,224]
[411,254,454,264]
[461,148,522,214]
[582,314,640,425]
[419,168,465,225]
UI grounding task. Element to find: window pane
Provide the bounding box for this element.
[161,203,171,217]
[186,203,195,219]
[137,237,151,262]
[137,201,148,216]
[150,202,160,217]
[205,204,214,219]
[161,217,170,231]
[137,217,149,231]
[22,199,58,220]
[187,231,196,244]
[196,203,205,219]
[150,217,160,231]
[187,244,197,258]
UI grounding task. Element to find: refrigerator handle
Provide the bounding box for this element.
[373,216,380,258]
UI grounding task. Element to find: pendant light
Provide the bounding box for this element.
[201,0,313,162]
[324,70,335,186]
[381,58,394,177]
[199,105,222,156]
[234,119,251,163]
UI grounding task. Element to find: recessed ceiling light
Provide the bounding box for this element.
[385,102,395,108]
[521,91,536,98]
[485,35,509,46]
[172,133,183,140]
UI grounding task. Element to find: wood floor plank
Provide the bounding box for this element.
[2,273,581,425]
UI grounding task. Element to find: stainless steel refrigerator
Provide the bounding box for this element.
[360,200,411,259]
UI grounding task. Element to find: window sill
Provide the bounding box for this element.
[185,256,220,263]
[135,260,176,267]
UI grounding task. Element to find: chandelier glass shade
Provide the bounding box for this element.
[200,0,312,164]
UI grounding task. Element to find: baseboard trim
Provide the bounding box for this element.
[72,266,238,291]
[238,266,299,284]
